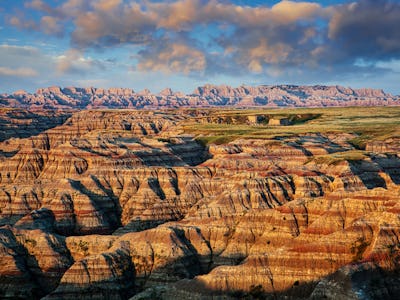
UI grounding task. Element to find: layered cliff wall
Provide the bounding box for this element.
[0,108,399,299]
[0,84,398,109]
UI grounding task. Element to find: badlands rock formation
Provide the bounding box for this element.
[0,108,399,299]
[0,84,398,110]
[0,109,71,142]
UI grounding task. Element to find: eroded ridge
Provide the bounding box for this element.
[0,84,398,109]
[0,107,399,299]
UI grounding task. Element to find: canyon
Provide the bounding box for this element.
[0,84,399,110]
[0,106,399,299]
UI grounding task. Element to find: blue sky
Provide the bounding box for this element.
[1,0,400,94]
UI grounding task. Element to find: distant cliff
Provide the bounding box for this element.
[0,84,398,109]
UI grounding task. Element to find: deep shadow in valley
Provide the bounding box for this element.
[160,264,400,300]
[0,109,72,142]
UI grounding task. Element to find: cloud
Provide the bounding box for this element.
[14,0,326,47]
[0,44,104,77]
[5,0,400,91]
[25,0,64,18]
[328,0,400,60]
[60,0,91,17]
[9,16,38,30]
[69,1,157,48]
[0,67,38,77]
[245,39,293,72]
[137,42,206,74]
[40,16,63,35]
[0,44,50,92]
[26,0,50,11]
[0,44,111,93]
[56,48,104,74]
[153,0,200,30]
[92,0,122,12]
[0,44,43,61]
[270,1,323,23]
[149,0,322,30]
[10,15,62,35]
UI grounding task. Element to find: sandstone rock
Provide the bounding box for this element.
[0,108,399,299]
[0,226,73,298]
[45,249,135,299]
[1,85,398,109]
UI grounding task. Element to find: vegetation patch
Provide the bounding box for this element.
[347,136,368,150]
[308,150,367,165]
[78,240,89,254]
[25,238,37,247]
[351,237,370,261]
[184,107,400,145]
[195,135,238,145]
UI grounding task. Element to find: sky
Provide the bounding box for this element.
[0,0,399,95]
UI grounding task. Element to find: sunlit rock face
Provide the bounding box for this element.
[0,84,398,109]
[0,108,399,299]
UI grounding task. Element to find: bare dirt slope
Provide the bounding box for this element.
[0,107,399,299]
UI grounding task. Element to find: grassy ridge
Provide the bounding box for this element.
[306,150,367,165]
[183,106,400,145]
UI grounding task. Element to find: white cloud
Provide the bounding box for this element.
[56,48,103,74]
[3,0,400,94]
[0,67,38,77]
[137,43,206,74]
[0,44,108,93]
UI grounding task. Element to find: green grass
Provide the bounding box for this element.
[307,150,367,165]
[183,107,400,145]
[347,137,368,150]
[195,135,238,145]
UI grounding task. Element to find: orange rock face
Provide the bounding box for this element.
[0,108,399,299]
[0,84,399,109]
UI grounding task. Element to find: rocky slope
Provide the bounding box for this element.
[0,109,71,142]
[0,84,398,110]
[0,108,399,299]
